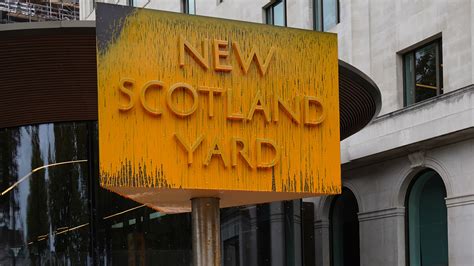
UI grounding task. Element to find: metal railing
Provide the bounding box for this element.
[0,1,79,23]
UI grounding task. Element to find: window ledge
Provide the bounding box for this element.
[341,85,474,166]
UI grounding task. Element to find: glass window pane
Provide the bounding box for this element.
[404,53,415,105]
[223,236,239,266]
[266,7,273,24]
[302,202,316,265]
[221,200,306,265]
[414,43,437,102]
[323,0,338,30]
[404,41,442,106]
[273,1,285,26]
[97,188,192,264]
[0,123,91,264]
[314,0,323,31]
[188,0,195,14]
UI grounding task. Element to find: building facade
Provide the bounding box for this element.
[81,0,474,265]
[0,21,380,265]
[1,0,472,265]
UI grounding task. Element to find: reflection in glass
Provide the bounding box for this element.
[0,123,90,265]
[97,188,192,265]
[0,126,21,265]
[220,200,313,266]
[403,40,443,106]
[188,0,195,15]
[404,52,416,105]
[27,126,49,264]
[314,0,323,31]
[183,0,195,15]
[415,43,437,102]
[302,202,315,266]
[1,122,317,265]
[223,236,239,266]
[322,0,338,30]
[46,123,90,263]
[273,1,285,26]
[265,0,286,26]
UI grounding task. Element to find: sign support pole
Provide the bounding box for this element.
[192,197,221,266]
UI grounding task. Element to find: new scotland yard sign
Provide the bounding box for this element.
[96,3,340,212]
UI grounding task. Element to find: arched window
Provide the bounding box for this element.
[330,187,360,266]
[406,169,448,265]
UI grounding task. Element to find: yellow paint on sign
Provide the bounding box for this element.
[97,6,340,210]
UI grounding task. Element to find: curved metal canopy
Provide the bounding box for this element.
[0,22,381,139]
[339,60,381,139]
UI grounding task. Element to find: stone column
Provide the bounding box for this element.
[240,206,258,266]
[358,207,406,266]
[446,194,474,265]
[269,202,285,266]
[286,200,302,266]
[314,218,330,266]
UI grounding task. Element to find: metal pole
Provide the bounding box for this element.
[192,197,221,266]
